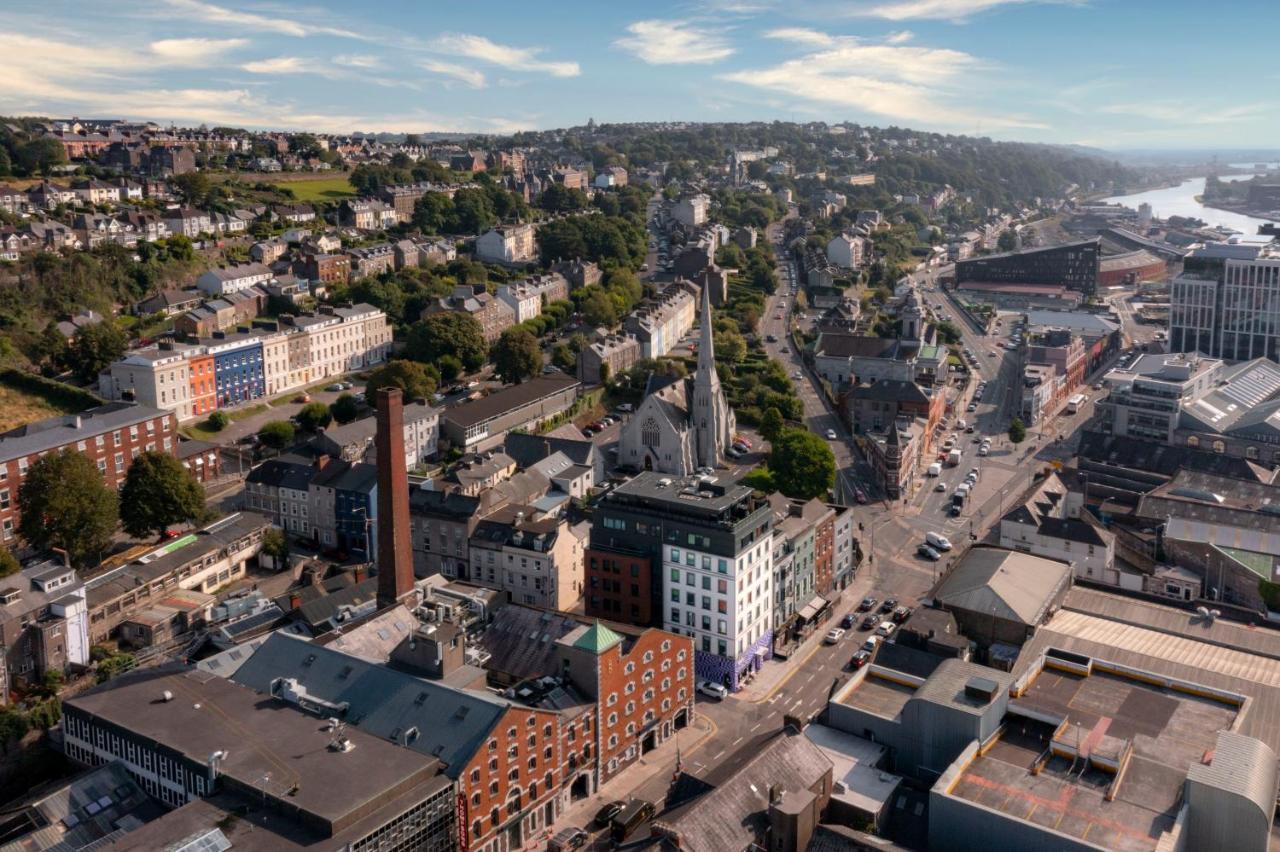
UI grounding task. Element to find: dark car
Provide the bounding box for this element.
[860,614,878,630]
[857,597,877,612]
[892,605,912,623]
[840,613,856,629]
[850,649,872,669]
[880,598,897,613]
[593,800,626,828]
[611,799,656,842]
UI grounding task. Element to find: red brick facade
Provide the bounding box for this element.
[461,706,595,852]
[593,629,694,782]
[585,548,654,626]
[814,513,835,596]
[0,409,178,545]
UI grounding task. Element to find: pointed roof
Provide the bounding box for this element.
[573,620,624,654]
[697,281,717,379]
[886,422,901,447]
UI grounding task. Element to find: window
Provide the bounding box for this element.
[670,548,680,562]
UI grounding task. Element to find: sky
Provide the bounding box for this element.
[2,0,1277,148]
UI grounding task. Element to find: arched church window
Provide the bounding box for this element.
[642,418,660,448]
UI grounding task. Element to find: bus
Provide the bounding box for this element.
[1066,393,1086,414]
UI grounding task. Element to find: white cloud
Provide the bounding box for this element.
[885,29,915,43]
[334,54,382,69]
[148,37,247,62]
[615,20,735,64]
[418,59,486,89]
[431,33,579,77]
[763,27,834,46]
[1099,101,1272,125]
[851,0,1057,20]
[162,0,366,39]
[241,56,320,74]
[722,31,1045,129]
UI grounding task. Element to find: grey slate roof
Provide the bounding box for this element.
[227,632,509,777]
[479,606,585,682]
[0,402,163,463]
[245,455,315,491]
[657,728,832,852]
[933,547,1070,626]
[505,432,597,470]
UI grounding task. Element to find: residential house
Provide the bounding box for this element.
[497,281,543,324]
[346,243,395,279]
[476,224,537,265]
[196,262,273,296]
[999,471,1117,585]
[301,252,350,286]
[244,455,319,537]
[162,208,212,239]
[423,284,515,344]
[469,506,588,610]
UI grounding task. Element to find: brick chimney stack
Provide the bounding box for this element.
[375,387,414,608]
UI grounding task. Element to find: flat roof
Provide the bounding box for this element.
[952,665,1239,852]
[442,374,579,429]
[66,667,444,830]
[803,724,900,814]
[612,471,755,515]
[836,670,915,721]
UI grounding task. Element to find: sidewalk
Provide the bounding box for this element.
[551,712,716,839]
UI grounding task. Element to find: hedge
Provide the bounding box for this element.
[0,369,103,411]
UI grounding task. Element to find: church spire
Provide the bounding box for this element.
[693,282,727,469]
[697,280,717,381]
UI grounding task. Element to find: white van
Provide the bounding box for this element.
[926,531,953,551]
[927,462,943,477]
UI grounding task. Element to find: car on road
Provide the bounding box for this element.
[862,636,881,653]
[978,445,990,457]
[860,614,878,630]
[841,613,856,629]
[792,371,803,379]
[949,503,963,517]
[927,462,942,477]
[876,621,897,638]
[917,543,941,561]
[593,801,627,828]
[726,446,744,459]
[325,383,343,392]
[892,605,912,623]
[967,403,978,412]
[858,596,877,612]
[824,627,846,644]
[926,531,952,551]
[880,598,898,613]
[850,649,872,669]
[935,481,947,492]
[1093,381,1104,390]
[697,681,729,700]
[549,827,589,850]
[765,334,777,342]
[988,351,997,357]
[854,489,867,504]
[732,442,750,454]
[825,429,838,440]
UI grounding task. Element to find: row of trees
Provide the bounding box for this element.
[17,449,208,568]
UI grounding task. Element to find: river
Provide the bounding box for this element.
[1102,176,1276,239]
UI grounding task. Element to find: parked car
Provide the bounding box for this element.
[880,598,898,613]
[861,636,881,653]
[876,621,897,638]
[917,543,941,561]
[892,605,912,623]
[697,681,729,700]
[860,614,878,630]
[927,531,952,551]
[825,429,838,440]
[325,383,343,392]
[854,489,867,504]
[978,446,990,457]
[593,801,626,828]
[850,649,872,669]
[935,481,947,492]
[549,827,589,850]
[824,627,846,644]
[858,597,877,612]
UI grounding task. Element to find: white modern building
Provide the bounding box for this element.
[475,224,537,265]
[1170,243,1280,361]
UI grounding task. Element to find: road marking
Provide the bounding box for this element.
[751,721,763,731]
[713,750,725,760]
[732,736,743,746]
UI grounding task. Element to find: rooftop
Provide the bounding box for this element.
[932,547,1072,625]
[442,374,579,429]
[0,402,166,462]
[836,670,916,721]
[65,667,444,833]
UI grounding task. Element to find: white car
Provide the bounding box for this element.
[978,446,990,457]
[824,627,846,644]
[697,681,729,700]
[876,621,897,638]
[825,429,838,440]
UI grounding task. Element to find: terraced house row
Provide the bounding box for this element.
[99,303,391,421]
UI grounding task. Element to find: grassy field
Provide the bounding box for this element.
[270,176,356,203]
[0,385,82,432]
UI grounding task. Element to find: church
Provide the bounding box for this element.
[618,284,737,474]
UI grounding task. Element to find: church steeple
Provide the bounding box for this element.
[693,283,728,469]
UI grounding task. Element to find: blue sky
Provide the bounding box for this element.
[2,0,1275,147]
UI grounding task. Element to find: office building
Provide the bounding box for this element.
[1170,243,1280,360]
[587,472,774,691]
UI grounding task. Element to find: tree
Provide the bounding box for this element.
[446,188,495,234]
[437,354,463,382]
[171,172,212,206]
[15,138,67,176]
[769,429,836,501]
[411,192,453,233]
[119,451,206,539]
[206,410,231,431]
[18,449,119,567]
[714,327,747,365]
[0,547,18,578]
[760,407,785,444]
[257,420,296,450]
[406,313,487,372]
[296,402,332,432]
[366,359,440,400]
[67,321,128,383]
[936,321,961,345]
[330,393,360,424]
[551,343,576,371]
[261,527,289,565]
[997,229,1019,252]
[493,328,542,384]
[1008,418,1027,444]
[581,288,618,327]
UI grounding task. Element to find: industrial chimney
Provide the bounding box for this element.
[375,387,414,608]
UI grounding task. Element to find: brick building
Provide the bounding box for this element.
[585,546,654,625]
[0,403,176,545]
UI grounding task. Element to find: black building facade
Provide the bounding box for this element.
[956,239,1100,295]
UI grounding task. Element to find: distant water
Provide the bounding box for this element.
[1102,176,1276,237]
